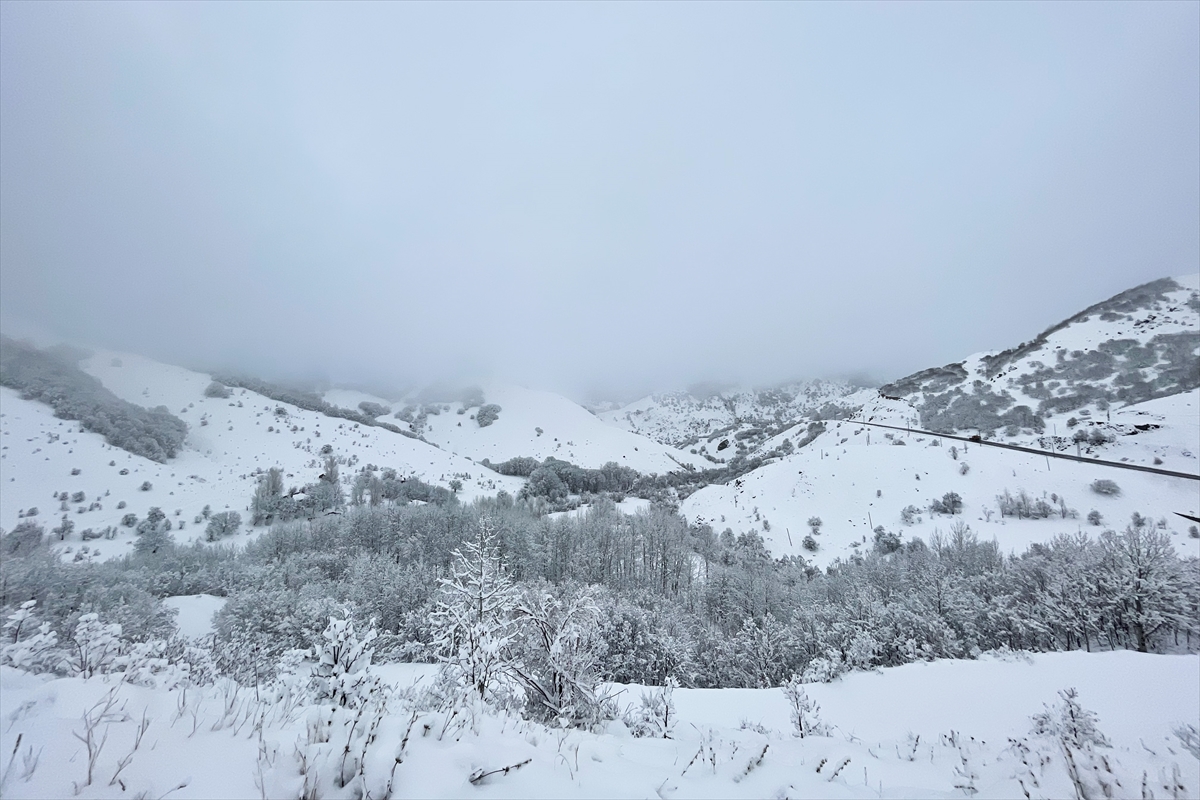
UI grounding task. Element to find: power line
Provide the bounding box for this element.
[847,419,1200,482]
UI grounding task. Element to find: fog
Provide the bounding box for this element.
[2,2,1196,399]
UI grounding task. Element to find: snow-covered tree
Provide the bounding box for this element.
[511,583,612,726]
[205,510,241,541]
[430,516,519,705]
[1099,518,1186,652]
[134,506,172,555]
[732,613,795,688]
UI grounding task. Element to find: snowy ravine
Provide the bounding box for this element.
[1,651,1197,799]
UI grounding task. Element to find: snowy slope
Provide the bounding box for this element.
[2,650,1196,799]
[411,382,699,474]
[0,351,525,556]
[680,407,1200,567]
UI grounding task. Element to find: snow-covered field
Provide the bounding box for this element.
[2,651,1196,799]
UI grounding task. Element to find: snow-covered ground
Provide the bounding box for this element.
[2,650,1195,799]
[160,595,227,640]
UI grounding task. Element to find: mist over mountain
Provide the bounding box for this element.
[3,2,1197,397]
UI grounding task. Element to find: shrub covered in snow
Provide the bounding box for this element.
[626,676,678,738]
[781,674,829,737]
[204,380,231,398]
[475,403,502,427]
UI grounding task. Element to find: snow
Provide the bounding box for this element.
[416,382,698,474]
[2,651,1196,798]
[161,595,227,640]
[669,650,1200,749]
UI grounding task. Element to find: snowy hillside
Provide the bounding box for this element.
[681,402,1200,567]
[597,381,873,462]
[875,275,1200,439]
[0,350,525,557]
[400,382,699,474]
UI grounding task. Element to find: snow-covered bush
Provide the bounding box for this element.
[69,613,125,678]
[801,652,844,684]
[781,674,829,737]
[626,676,678,738]
[1090,479,1121,496]
[873,525,901,554]
[2,601,65,673]
[1031,688,1116,799]
[204,380,231,398]
[476,403,502,427]
[119,638,180,688]
[205,510,241,541]
[930,491,963,515]
[311,612,380,708]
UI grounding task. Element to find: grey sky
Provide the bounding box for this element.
[2,2,1197,398]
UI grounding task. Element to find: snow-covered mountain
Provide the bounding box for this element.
[391,383,700,474]
[873,274,1200,438]
[3,275,1197,568]
[596,380,874,463]
[680,275,1200,566]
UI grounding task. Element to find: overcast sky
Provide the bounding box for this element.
[2,2,1197,398]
